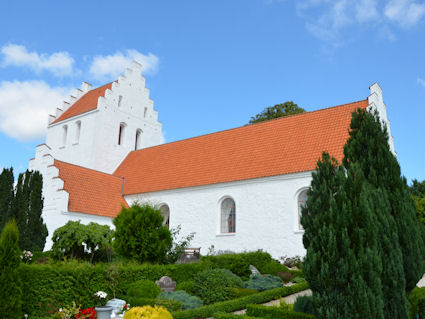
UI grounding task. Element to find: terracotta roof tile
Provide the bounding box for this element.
[54,160,128,217]
[51,82,113,125]
[114,99,369,195]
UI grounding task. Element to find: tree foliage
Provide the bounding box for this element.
[302,109,423,318]
[248,101,305,124]
[113,203,172,263]
[51,220,113,262]
[410,179,425,224]
[0,167,14,231]
[0,220,23,318]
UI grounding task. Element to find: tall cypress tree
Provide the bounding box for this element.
[0,219,23,318]
[302,154,384,319]
[12,170,48,251]
[27,171,48,251]
[0,167,15,231]
[343,109,424,292]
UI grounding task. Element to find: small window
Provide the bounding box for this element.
[118,123,126,146]
[144,107,147,118]
[135,129,142,150]
[221,198,236,233]
[159,204,170,228]
[118,95,123,107]
[62,125,68,146]
[74,121,81,144]
[298,190,308,230]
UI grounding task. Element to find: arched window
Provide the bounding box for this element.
[118,123,126,146]
[74,121,81,144]
[221,198,236,233]
[135,129,142,150]
[118,95,123,107]
[159,204,170,228]
[62,125,68,146]
[298,190,308,230]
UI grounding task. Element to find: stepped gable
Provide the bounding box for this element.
[114,99,369,195]
[51,82,113,125]
[54,160,128,217]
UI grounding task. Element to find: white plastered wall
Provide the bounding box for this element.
[124,171,312,259]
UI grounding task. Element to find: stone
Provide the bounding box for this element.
[249,265,261,276]
[105,298,126,315]
[155,276,176,292]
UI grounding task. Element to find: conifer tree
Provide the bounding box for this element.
[0,167,15,231]
[0,220,23,318]
[343,109,424,292]
[302,154,384,319]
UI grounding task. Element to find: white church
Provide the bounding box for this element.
[29,61,394,258]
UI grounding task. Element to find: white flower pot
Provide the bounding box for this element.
[95,306,113,319]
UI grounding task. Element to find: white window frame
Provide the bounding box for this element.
[219,197,236,234]
[296,188,308,231]
[159,204,170,228]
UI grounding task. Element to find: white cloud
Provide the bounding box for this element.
[418,77,425,88]
[385,0,425,28]
[89,50,159,81]
[0,81,68,141]
[356,0,380,23]
[1,44,74,77]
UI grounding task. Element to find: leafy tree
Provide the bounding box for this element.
[302,154,384,318]
[113,203,172,263]
[0,167,15,231]
[51,220,113,262]
[248,101,305,124]
[0,220,23,318]
[343,109,424,292]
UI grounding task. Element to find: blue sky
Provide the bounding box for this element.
[0,0,424,182]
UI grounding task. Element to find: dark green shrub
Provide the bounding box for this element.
[293,296,315,316]
[261,262,289,276]
[193,269,239,304]
[244,274,283,291]
[176,281,195,294]
[0,220,22,319]
[201,251,272,277]
[246,304,316,318]
[172,282,309,319]
[127,279,161,298]
[159,290,203,309]
[408,287,425,318]
[418,298,425,318]
[126,297,182,312]
[113,203,172,263]
[233,288,259,298]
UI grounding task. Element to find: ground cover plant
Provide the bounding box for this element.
[159,290,203,309]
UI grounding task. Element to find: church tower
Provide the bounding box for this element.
[30,61,163,174]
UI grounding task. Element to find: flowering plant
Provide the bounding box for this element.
[116,303,130,315]
[76,307,96,319]
[278,272,293,283]
[21,250,33,263]
[93,291,108,306]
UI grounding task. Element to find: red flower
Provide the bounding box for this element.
[76,307,96,319]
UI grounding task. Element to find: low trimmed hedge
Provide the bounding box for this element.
[246,304,316,319]
[213,312,258,319]
[172,282,309,319]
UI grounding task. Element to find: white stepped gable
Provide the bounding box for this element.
[41,60,163,174]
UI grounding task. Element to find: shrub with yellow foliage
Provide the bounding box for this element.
[123,305,173,319]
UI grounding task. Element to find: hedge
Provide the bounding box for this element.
[20,261,209,317]
[126,297,182,312]
[172,282,309,319]
[246,304,316,319]
[213,312,258,319]
[20,251,274,317]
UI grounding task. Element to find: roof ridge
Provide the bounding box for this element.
[123,98,368,157]
[55,159,123,180]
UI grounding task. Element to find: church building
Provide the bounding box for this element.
[29,61,394,258]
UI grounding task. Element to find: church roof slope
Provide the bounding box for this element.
[54,160,128,217]
[51,82,113,124]
[114,99,369,195]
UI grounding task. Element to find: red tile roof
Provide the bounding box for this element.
[54,160,128,217]
[51,82,113,125]
[114,99,369,195]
